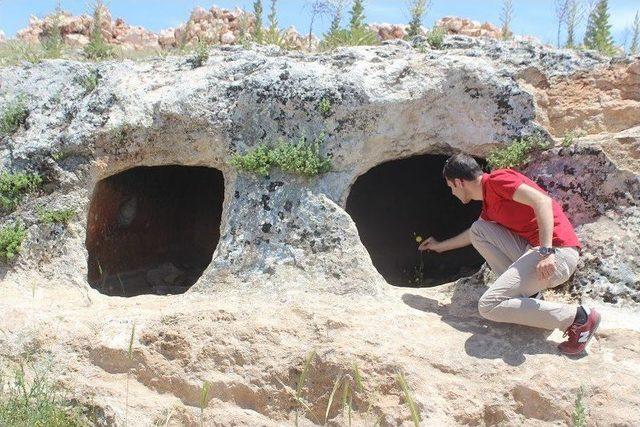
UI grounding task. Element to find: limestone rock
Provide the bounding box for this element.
[1,41,639,425]
[437,16,502,39]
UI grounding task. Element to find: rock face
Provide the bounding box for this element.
[1,37,639,425]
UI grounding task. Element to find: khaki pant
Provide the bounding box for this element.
[470,219,579,331]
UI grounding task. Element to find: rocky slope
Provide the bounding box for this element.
[1,36,639,425]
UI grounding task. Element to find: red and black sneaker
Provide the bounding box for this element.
[558,307,601,355]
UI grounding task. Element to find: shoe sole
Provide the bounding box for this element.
[560,313,602,355]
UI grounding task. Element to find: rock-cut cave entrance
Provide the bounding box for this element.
[346,154,485,287]
[86,165,224,297]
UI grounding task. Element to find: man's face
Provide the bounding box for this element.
[446,178,470,204]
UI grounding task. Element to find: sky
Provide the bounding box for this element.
[1,0,639,48]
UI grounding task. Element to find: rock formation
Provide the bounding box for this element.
[13,5,315,51]
[1,35,639,425]
[436,16,503,39]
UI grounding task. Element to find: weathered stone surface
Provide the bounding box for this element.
[1,40,639,425]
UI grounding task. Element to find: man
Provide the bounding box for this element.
[419,153,600,355]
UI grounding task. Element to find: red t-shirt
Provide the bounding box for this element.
[480,169,581,248]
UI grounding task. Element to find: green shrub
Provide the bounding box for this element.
[0,172,43,214]
[318,98,332,117]
[406,0,429,38]
[561,129,587,147]
[426,27,446,49]
[0,223,26,263]
[41,9,65,59]
[572,385,587,427]
[77,70,100,94]
[320,26,380,51]
[230,133,332,177]
[38,208,76,225]
[83,1,116,60]
[0,97,29,137]
[486,133,551,170]
[188,41,210,68]
[0,364,90,426]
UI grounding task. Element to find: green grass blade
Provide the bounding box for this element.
[296,350,314,397]
[396,370,420,427]
[127,323,136,360]
[325,375,342,423]
[353,362,364,393]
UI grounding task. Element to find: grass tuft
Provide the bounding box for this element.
[486,133,551,170]
[230,133,332,177]
[426,27,446,49]
[0,223,26,263]
[0,96,29,137]
[319,26,380,51]
[188,41,210,68]
[38,208,76,225]
[572,384,587,427]
[0,171,42,215]
[0,363,90,426]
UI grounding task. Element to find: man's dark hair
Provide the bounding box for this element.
[442,153,483,181]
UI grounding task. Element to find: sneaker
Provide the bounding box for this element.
[558,307,601,355]
[529,291,544,301]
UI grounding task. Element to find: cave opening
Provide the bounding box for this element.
[86,165,224,297]
[346,154,485,287]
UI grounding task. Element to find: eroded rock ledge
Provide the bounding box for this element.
[1,38,639,425]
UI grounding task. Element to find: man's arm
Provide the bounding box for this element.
[511,183,554,248]
[418,228,471,252]
[512,183,556,280]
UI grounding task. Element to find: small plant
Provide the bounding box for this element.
[561,129,587,147]
[0,171,43,214]
[396,370,421,427]
[0,222,26,263]
[412,233,425,284]
[253,0,264,43]
[426,27,446,49]
[78,69,100,94]
[0,41,46,66]
[500,0,514,40]
[0,363,89,425]
[230,133,332,177]
[486,133,551,170]
[572,384,587,427]
[41,4,65,59]
[199,381,211,426]
[318,97,332,117]
[37,207,76,225]
[294,350,315,426]
[407,0,429,38]
[188,40,210,68]
[0,96,29,137]
[84,1,116,60]
[320,26,379,50]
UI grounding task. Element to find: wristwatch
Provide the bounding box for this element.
[537,247,556,257]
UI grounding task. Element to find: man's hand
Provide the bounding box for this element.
[536,253,557,280]
[418,237,445,253]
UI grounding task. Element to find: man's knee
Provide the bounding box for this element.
[477,292,498,320]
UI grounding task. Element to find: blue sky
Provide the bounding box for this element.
[1,1,639,47]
